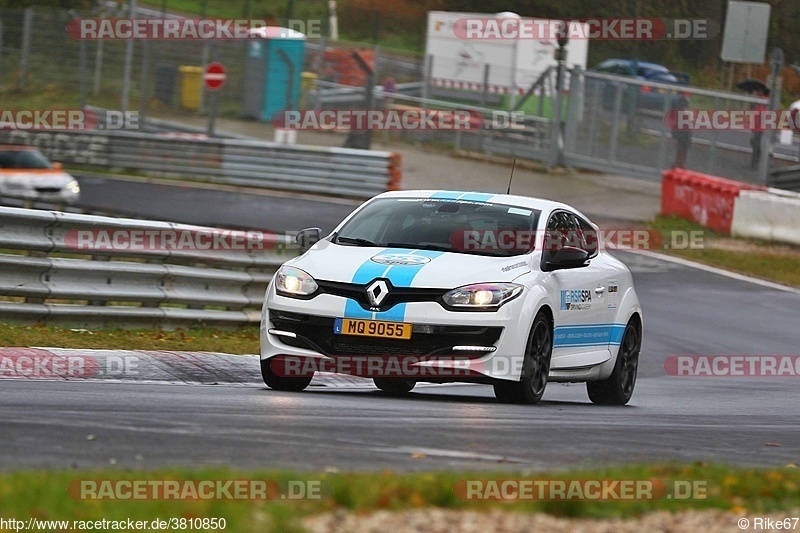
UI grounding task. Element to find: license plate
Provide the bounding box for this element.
[334,318,412,340]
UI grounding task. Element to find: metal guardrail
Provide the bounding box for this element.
[769,164,800,191]
[0,130,402,199]
[0,206,300,327]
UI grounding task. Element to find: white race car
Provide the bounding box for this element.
[261,190,643,405]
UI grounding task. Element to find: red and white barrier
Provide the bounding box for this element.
[661,169,765,234]
[662,169,800,246]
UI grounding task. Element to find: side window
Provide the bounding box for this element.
[575,216,599,258]
[545,211,598,257]
[545,211,577,252]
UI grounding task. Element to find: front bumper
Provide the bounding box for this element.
[261,288,536,382]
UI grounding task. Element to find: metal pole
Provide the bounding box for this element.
[121,0,137,114]
[276,49,296,109]
[18,8,33,89]
[758,48,784,185]
[93,41,104,96]
[79,38,88,109]
[208,90,218,137]
[0,21,4,84]
[139,40,150,126]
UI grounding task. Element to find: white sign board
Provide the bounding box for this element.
[721,1,771,64]
[425,11,589,94]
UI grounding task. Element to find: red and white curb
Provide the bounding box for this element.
[0,347,375,389]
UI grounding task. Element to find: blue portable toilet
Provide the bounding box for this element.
[242,27,306,122]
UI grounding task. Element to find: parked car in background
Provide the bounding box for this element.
[0,145,80,204]
[591,59,690,112]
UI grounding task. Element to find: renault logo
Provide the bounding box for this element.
[366,280,389,307]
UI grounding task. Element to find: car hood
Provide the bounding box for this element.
[0,170,74,189]
[286,240,533,288]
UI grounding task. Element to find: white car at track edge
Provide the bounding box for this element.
[261,190,643,405]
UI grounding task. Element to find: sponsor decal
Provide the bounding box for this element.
[560,289,592,311]
[553,324,625,348]
[607,281,619,309]
[501,261,527,273]
[370,254,431,266]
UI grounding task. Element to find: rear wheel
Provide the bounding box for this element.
[260,358,313,392]
[374,378,416,395]
[493,312,552,405]
[587,321,640,405]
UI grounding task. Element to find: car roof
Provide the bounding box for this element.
[373,190,591,220]
[600,59,669,71]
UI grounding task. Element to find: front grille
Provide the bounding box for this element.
[316,279,448,313]
[35,187,61,194]
[269,310,502,358]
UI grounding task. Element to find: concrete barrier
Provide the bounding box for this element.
[732,189,800,246]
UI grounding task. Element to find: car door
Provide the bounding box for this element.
[546,211,614,369]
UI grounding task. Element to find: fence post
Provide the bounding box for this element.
[548,61,567,167]
[563,65,584,166]
[18,8,33,89]
[0,20,4,84]
[139,40,150,125]
[759,48,784,186]
[79,37,88,109]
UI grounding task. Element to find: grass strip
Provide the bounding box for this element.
[0,464,798,531]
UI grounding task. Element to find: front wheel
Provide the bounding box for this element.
[493,312,552,405]
[260,358,313,392]
[587,321,640,405]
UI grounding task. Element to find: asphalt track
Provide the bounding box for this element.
[2,251,799,472]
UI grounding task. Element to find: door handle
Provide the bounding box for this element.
[595,286,606,294]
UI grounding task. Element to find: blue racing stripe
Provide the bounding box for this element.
[343,250,444,321]
[459,192,494,202]
[553,324,626,347]
[428,191,463,200]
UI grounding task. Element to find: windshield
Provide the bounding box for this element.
[334,198,541,257]
[0,149,52,169]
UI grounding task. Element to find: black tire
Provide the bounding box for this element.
[260,358,313,392]
[493,312,552,405]
[587,320,640,405]
[373,378,416,395]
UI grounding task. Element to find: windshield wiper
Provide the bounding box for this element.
[336,236,379,247]
[386,242,452,252]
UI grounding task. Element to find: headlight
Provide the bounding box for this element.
[442,283,523,310]
[274,266,318,297]
[65,180,80,194]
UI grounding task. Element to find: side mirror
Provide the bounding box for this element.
[295,227,322,250]
[541,246,590,272]
[52,162,63,170]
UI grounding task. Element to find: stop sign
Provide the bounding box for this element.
[203,62,227,91]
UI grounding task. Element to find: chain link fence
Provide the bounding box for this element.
[2,6,798,189]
